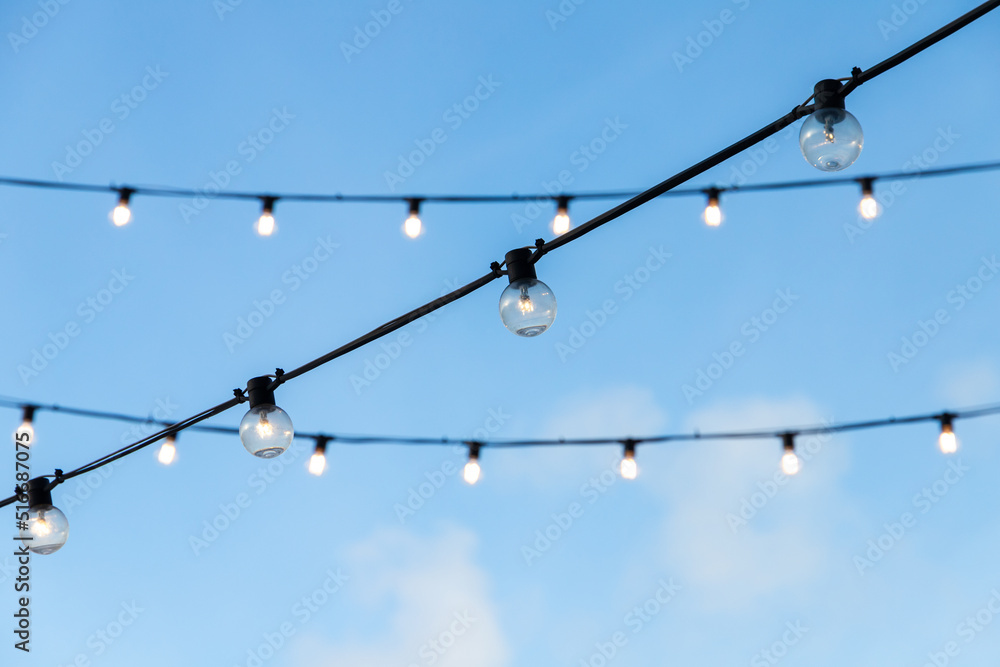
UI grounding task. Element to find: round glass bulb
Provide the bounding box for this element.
[799,108,863,172]
[256,213,275,237]
[20,504,69,555]
[14,422,34,446]
[499,278,557,337]
[552,211,570,236]
[240,404,293,458]
[781,450,800,476]
[111,204,132,227]
[938,428,958,454]
[859,195,880,220]
[620,456,638,480]
[404,214,422,239]
[463,459,481,485]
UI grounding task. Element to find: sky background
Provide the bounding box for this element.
[2,1,1000,665]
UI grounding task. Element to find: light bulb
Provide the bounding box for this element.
[552,197,571,236]
[858,179,880,220]
[619,442,638,480]
[239,376,294,458]
[800,80,863,172]
[20,479,69,555]
[403,199,423,238]
[157,434,177,465]
[308,439,328,476]
[938,416,958,454]
[703,189,722,227]
[110,189,133,227]
[780,435,800,476]
[463,443,481,485]
[499,247,556,337]
[256,197,277,236]
[13,406,35,446]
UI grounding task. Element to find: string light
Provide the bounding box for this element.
[800,80,864,172]
[498,246,557,337]
[703,188,722,227]
[110,188,133,227]
[404,199,423,239]
[938,413,958,454]
[308,437,329,476]
[619,440,638,480]
[552,196,571,236]
[256,196,277,236]
[780,433,800,476]
[13,405,35,446]
[463,442,481,485]
[19,478,69,555]
[239,376,294,458]
[858,177,880,220]
[156,432,177,465]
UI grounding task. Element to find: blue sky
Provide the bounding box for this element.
[2,0,1000,665]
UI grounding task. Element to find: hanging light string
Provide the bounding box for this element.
[4,2,998,511]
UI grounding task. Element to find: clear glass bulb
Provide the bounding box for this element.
[14,421,34,446]
[403,213,422,239]
[781,450,800,476]
[256,213,275,236]
[308,451,327,476]
[20,505,69,555]
[799,108,863,172]
[703,202,722,227]
[111,204,132,227]
[938,426,958,454]
[157,437,177,465]
[859,194,880,220]
[552,211,570,236]
[240,404,293,458]
[620,455,637,480]
[499,278,557,337]
[463,459,481,485]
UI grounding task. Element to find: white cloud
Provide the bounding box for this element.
[290,525,508,667]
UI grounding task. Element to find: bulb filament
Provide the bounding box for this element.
[518,286,534,314]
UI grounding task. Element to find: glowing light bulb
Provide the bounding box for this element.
[938,416,958,454]
[780,435,800,476]
[403,199,423,238]
[157,434,177,465]
[499,248,556,337]
[703,189,722,227]
[110,189,133,227]
[20,479,69,555]
[858,178,880,220]
[308,439,328,476]
[619,442,638,480]
[14,406,35,446]
[552,197,571,236]
[463,443,481,485]
[239,376,294,458]
[256,197,277,236]
[800,80,863,172]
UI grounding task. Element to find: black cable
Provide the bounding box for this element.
[4,1,997,510]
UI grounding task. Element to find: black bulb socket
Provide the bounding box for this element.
[246,376,276,409]
[24,478,52,509]
[504,248,537,284]
[813,80,846,111]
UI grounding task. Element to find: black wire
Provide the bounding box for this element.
[3,1,997,510]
